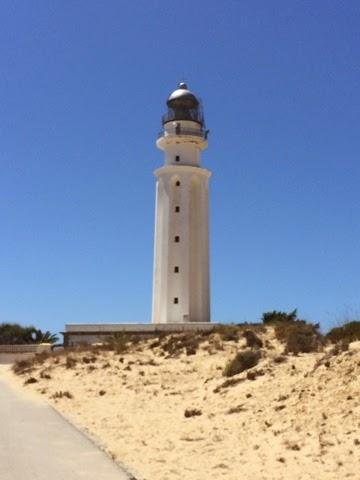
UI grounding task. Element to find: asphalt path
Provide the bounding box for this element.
[0,367,136,480]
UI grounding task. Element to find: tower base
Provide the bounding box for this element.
[63,322,217,347]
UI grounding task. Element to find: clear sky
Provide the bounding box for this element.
[1,1,359,335]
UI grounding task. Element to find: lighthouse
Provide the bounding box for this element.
[152,82,211,324]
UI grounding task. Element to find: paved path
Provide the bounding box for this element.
[0,368,136,480]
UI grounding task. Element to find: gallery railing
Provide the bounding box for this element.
[158,127,208,139]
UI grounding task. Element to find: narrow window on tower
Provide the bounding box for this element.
[174,236,180,243]
[174,266,179,273]
[175,206,180,212]
[175,180,180,186]
[174,297,179,304]
[175,155,180,162]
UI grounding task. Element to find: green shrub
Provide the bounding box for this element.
[262,309,298,324]
[275,321,323,354]
[326,321,360,344]
[104,333,129,353]
[0,323,58,344]
[161,333,202,357]
[330,339,350,354]
[33,329,58,344]
[223,350,261,377]
[0,323,37,344]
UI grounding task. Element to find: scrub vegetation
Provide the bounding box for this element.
[0,322,58,345]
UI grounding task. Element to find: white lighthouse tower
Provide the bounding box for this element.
[152,82,211,324]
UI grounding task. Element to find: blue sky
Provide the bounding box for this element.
[1,1,359,335]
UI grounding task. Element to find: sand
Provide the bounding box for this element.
[5,327,360,480]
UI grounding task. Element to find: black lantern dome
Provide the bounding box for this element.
[162,82,205,127]
[167,82,199,109]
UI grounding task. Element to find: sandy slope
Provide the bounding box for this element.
[6,328,360,480]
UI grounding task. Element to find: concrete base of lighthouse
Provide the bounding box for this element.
[62,322,218,347]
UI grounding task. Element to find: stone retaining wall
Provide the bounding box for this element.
[0,344,52,364]
[0,344,52,353]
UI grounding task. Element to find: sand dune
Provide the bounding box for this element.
[7,327,360,480]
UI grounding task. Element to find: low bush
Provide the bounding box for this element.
[13,359,34,375]
[33,351,52,364]
[207,338,224,352]
[149,338,161,349]
[326,321,360,344]
[246,369,264,381]
[243,330,263,348]
[161,333,202,357]
[214,324,240,342]
[40,369,52,379]
[223,349,261,377]
[104,333,129,353]
[82,355,96,364]
[185,345,197,356]
[273,355,287,364]
[24,377,38,385]
[275,321,323,354]
[262,309,298,324]
[330,339,350,355]
[65,356,77,369]
[184,408,202,418]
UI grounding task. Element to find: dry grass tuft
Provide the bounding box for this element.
[227,404,247,414]
[51,390,73,399]
[161,333,204,357]
[40,369,52,379]
[24,376,38,385]
[214,324,240,342]
[184,408,202,418]
[213,377,245,393]
[273,355,287,364]
[82,355,97,364]
[243,330,263,348]
[13,359,34,375]
[65,356,77,369]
